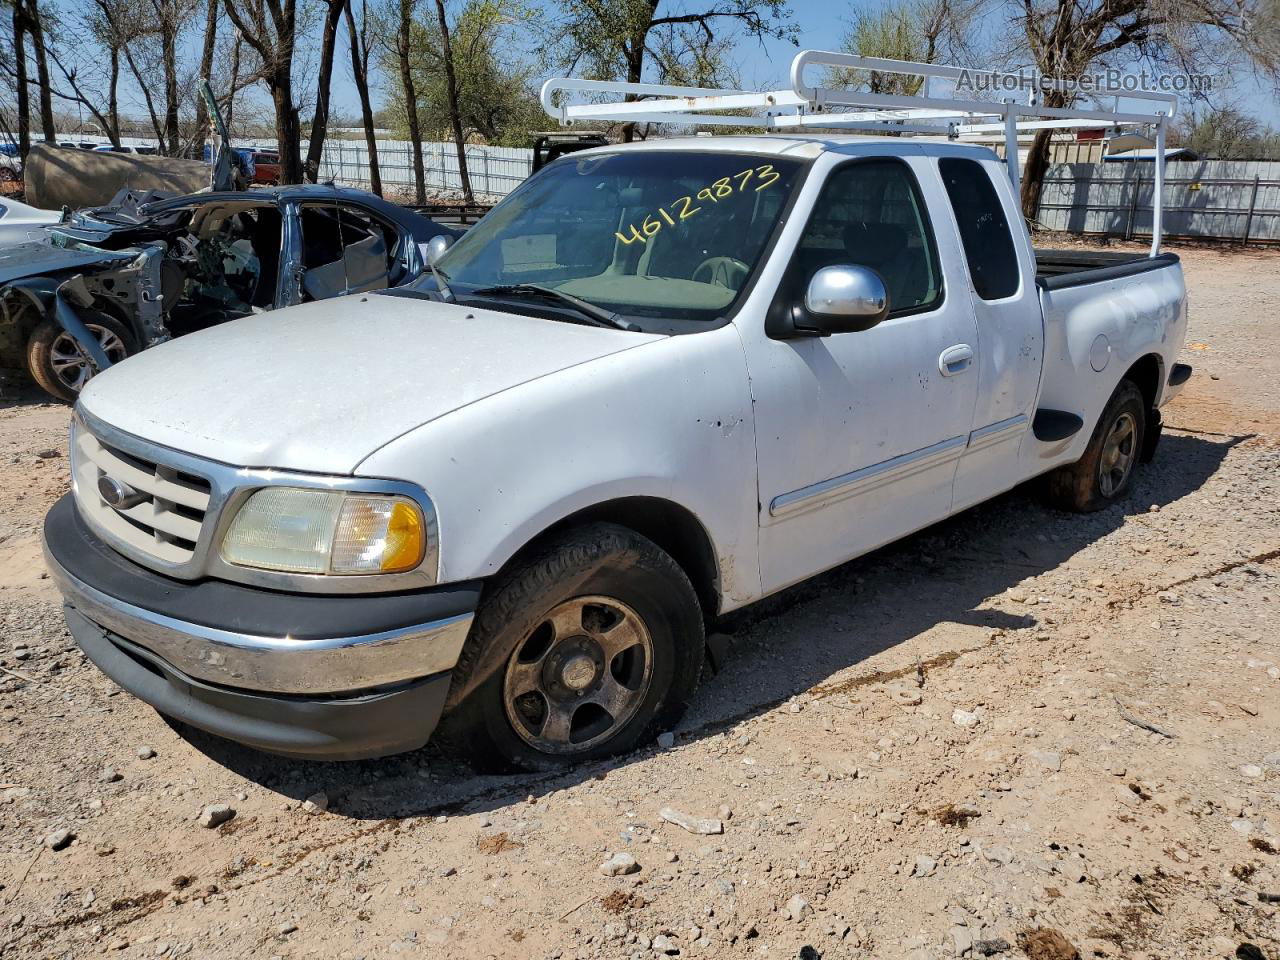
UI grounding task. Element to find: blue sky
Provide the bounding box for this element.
[67,0,1280,133]
[710,3,1279,127]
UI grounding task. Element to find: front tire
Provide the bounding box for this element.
[441,523,704,772]
[26,315,136,403]
[1045,379,1146,512]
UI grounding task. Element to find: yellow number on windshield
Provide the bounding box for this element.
[755,164,780,190]
[613,165,782,247]
[674,196,700,219]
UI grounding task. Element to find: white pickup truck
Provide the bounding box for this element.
[42,64,1191,769]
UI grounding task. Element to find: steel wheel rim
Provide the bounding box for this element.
[49,324,127,392]
[503,595,654,756]
[1098,411,1137,497]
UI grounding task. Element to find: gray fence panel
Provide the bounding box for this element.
[311,139,532,198]
[1037,160,1280,243]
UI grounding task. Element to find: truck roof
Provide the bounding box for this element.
[573,134,1001,162]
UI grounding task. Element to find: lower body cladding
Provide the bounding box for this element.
[42,495,480,761]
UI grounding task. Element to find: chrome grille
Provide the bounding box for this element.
[71,417,213,566]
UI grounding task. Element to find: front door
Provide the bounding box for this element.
[743,155,981,595]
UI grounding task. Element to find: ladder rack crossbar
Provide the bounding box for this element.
[538,50,1176,257]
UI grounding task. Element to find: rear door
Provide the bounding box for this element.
[744,153,981,595]
[297,203,393,300]
[938,156,1044,510]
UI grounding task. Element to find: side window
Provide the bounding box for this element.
[939,158,1020,300]
[795,158,942,315]
[298,205,392,299]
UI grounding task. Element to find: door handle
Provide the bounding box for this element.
[939,344,974,377]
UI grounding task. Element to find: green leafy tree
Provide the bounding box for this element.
[551,0,796,140]
[400,0,543,147]
[827,0,978,95]
[1177,106,1280,159]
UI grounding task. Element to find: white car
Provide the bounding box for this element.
[42,59,1191,770]
[0,195,60,244]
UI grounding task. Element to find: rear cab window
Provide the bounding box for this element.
[938,158,1021,300]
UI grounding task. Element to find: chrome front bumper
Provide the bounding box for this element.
[55,558,471,699]
[44,541,473,696]
[42,491,479,700]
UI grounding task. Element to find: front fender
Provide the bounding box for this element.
[4,275,111,370]
[355,326,762,611]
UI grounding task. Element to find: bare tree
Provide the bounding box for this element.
[345,0,381,195]
[304,0,348,182]
[47,39,123,146]
[432,0,472,202]
[394,0,426,202]
[554,0,796,142]
[221,0,303,182]
[192,0,219,146]
[147,0,193,153]
[17,0,56,143]
[1008,0,1280,220]
[9,0,32,157]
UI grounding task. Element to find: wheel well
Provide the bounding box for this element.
[518,497,721,618]
[0,287,48,367]
[1123,353,1163,414]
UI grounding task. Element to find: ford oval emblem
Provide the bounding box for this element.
[98,475,144,509]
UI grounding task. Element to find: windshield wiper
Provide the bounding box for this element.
[469,284,641,332]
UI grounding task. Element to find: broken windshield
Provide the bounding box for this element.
[427,150,805,329]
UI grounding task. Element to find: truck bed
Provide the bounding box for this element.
[1035,249,1180,290]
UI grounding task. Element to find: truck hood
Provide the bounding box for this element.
[79,294,663,474]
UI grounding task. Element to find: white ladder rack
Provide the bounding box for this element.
[540,51,1178,256]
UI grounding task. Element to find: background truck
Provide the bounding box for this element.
[44,53,1190,770]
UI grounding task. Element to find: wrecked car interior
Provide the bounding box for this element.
[0,186,456,401]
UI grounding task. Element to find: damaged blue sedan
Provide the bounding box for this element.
[0,185,457,401]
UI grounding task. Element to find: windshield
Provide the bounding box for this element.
[429,150,804,328]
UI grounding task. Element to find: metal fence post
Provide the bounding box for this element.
[1242,175,1261,246]
[1125,169,1142,242]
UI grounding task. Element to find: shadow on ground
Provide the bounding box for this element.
[0,376,63,410]
[168,430,1245,819]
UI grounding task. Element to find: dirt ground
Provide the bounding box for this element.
[1,244,1279,960]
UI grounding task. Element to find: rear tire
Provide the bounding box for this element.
[440,523,704,772]
[26,315,136,403]
[1045,379,1146,513]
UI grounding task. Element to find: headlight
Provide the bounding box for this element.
[221,487,426,575]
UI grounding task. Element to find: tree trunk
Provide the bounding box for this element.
[272,72,303,184]
[193,0,219,146]
[12,2,31,160]
[1018,90,1065,224]
[433,0,473,203]
[397,0,425,203]
[304,0,346,183]
[107,46,121,146]
[23,0,56,142]
[123,42,167,145]
[224,36,241,132]
[161,11,180,154]
[1019,128,1054,224]
[620,41,645,144]
[345,0,381,196]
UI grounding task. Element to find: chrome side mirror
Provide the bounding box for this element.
[423,233,454,265]
[803,265,890,333]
